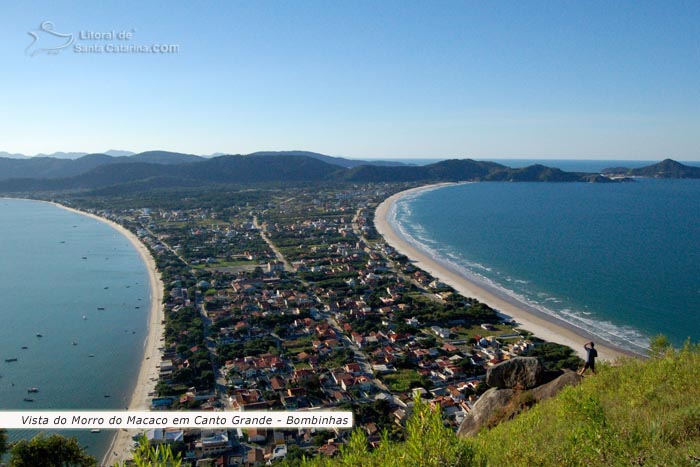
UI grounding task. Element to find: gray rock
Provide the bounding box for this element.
[458,366,584,438]
[457,388,513,437]
[486,357,544,389]
[531,369,582,401]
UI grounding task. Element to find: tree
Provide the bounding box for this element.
[9,434,96,467]
[0,429,7,457]
[117,437,182,467]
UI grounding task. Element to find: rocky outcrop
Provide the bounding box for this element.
[485,357,545,389]
[531,370,582,401]
[458,362,583,438]
[457,388,513,437]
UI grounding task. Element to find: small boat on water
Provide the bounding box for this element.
[104,394,110,398]
[23,398,34,402]
[72,341,78,346]
[88,354,95,357]
[104,286,109,289]
[91,429,101,433]
[21,346,28,349]
[36,333,43,338]
[5,358,18,362]
[82,315,87,320]
[27,387,39,393]
[97,307,105,310]
[82,256,87,260]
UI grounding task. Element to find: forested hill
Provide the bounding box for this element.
[603,158,700,178]
[5,152,696,194]
[0,150,398,180]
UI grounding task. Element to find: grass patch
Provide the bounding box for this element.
[452,323,520,341]
[380,369,430,393]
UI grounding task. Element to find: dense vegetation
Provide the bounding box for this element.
[117,438,182,467]
[287,397,478,467]
[6,434,96,467]
[292,344,700,467]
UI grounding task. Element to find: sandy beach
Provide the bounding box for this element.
[375,184,635,362]
[44,202,165,466]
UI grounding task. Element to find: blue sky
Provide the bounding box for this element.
[2,1,699,160]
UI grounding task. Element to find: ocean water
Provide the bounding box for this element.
[0,199,150,460]
[391,177,700,354]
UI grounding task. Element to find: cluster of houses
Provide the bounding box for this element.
[102,186,538,466]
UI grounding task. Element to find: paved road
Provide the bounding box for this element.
[253,215,294,271]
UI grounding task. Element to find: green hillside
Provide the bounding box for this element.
[293,344,700,467]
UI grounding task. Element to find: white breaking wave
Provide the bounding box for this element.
[390,196,650,354]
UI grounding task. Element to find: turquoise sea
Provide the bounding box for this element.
[390,170,700,354]
[0,199,150,460]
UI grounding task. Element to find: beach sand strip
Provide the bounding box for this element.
[374,184,634,362]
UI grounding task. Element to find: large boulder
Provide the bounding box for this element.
[458,365,584,438]
[486,357,544,389]
[457,388,513,437]
[531,369,582,401]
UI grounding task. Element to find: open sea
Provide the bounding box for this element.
[0,199,150,461]
[390,162,700,354]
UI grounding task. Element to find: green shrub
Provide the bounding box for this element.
[292,397,480,467]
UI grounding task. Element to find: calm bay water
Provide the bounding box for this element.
[0,199,150,460]
[392,176,700,353]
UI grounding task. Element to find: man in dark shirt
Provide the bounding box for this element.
[578,341,597,376]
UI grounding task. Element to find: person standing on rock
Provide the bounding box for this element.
[578,341,597,375]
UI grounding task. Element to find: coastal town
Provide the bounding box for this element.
[3,1,698,464]
[61,182,580,466]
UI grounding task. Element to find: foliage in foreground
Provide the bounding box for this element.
[8,433,96,467]
[297,344,700,467]
[116,437,182,467]
[0,429,7,457]
[284,397,479,467]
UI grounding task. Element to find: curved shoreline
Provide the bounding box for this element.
[41,201,164,466]
[375,184,638,362]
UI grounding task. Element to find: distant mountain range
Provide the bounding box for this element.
[0,150,696,194]
[242,151,406,168]
[0,149,136,159]
[0,149,404,166]
[602,159,700,179]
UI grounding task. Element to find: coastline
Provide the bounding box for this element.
[42,201,165,466]
[374,184,635,362]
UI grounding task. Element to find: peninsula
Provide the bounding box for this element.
[5,152,694,464]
